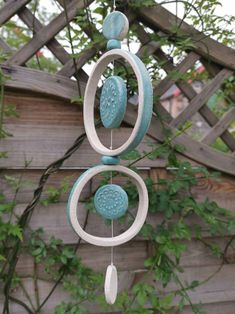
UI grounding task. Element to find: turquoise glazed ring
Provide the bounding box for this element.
[83,49,153,156]
[67,165,148,247]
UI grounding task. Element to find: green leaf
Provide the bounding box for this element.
[121,149,141,160]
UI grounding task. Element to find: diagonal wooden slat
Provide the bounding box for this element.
[154,51,200,98]
[136,24,200,96]
[6,0,94,66]
[202,58,235,106]
[136,25,235,151]
[170,69,233,128]
[202,107,235,145]
[57,46,99,77]
[138,4,235,71]
[0,37,11,53]
[7,0,89,82]
[0,0,31,26]
[16,4,70,64]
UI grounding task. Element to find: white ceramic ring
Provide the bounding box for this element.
[67,165,148,247]
[83,49,152,156]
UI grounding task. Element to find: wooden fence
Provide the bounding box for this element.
[0,1,235,313]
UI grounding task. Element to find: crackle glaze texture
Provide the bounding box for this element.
[94,184,128,220]
[100,76,127,129]
[103,11,129,40]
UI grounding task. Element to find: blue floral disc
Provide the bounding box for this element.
[94,184,128,220]
[100,76,127,129]
[103,11,129,41]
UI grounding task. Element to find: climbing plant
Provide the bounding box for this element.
[0,0,235,313]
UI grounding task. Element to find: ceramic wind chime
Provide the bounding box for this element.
[67,9,153,304]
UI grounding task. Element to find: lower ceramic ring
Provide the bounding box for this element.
[67,165,148,247]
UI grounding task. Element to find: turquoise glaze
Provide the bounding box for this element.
[107,39,121,50]
[100,76,127,128]
[94,184,128,220]
[101,156,120,165]
[121,52,153,154]
[103,11,128,40]
[66,167,94,228]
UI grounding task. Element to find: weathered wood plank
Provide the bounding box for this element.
[11,200,235,245]
[202,107,235,145]
[124,105,235,175]
[138,4,235,70]
[0,0,31,26]
[14,237,235,280]
[3,164,235,207]
[16,241,149,276]
[1,64,82,99]
[3,73,235,175]
[0,124,165,169]
[2,264,235,313]
[132,264,235,308]
[3,92,84,126]
[180,302,235,314]
[2,166,235,212]
[170,69,233,128]
[0,168,150,203]
[6,0,94,65]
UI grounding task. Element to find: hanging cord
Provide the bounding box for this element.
[110,0,115,262]
[110,128,114,265]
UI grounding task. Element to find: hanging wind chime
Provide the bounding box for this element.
[67,5,153,305]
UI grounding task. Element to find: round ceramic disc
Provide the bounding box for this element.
[94,184,128,220]
[105,264,118,304]
[100,76,127,129]
[103,11,129,40]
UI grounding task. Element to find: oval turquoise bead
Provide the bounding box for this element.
[101,156,120,165]
[103,11,129,40]
[100,76,127,128]
[94,184,128,220]
[107,39,121,50]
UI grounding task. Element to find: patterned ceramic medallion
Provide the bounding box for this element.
[94,184,128,220]
[100,76,127,128]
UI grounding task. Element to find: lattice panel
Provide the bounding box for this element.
[0,0,235,174]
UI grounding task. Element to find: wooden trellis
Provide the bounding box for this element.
[1,1,235,313]
[0,0,235,175]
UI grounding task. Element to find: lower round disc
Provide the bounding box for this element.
[94,184,128,220]
[105,264,118,304]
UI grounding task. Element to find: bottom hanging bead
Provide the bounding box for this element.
[104,264,118,304]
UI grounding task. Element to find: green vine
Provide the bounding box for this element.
[0,0,235,313]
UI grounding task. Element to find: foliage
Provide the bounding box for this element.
[0,0,235,313]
